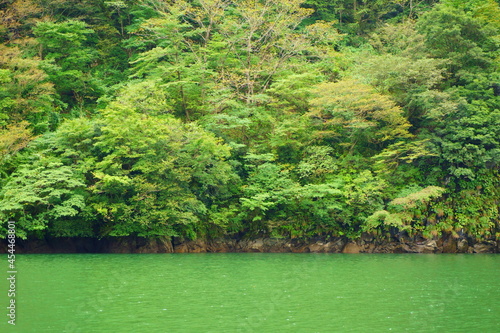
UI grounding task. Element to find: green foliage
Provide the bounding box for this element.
[364,172,500,240]
[297,145,337,182]
[309,79,412,154]
[358,55,446,106]
[34,20,102,108]
[0,106,238,239]
[432,100,500,178]
[303,0,439,41]
[0,158,87,239]
[239,161,346,238]
[0,44,61,132]
[0,0,498,244]
[417,2,499,81]
[390,185,446,208]
[125,0,342,120]
[0,121,35,179]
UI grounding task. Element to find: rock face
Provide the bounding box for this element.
[416,240,438,254]
[342,242,360,254]
[173,239,207,253]
[1,235,498,254]
[104,237,174,253]
[442,237,458,253]
[471,241,497,254]
[0,236,175,254]
[457,239,469,253]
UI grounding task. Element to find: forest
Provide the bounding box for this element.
[0,0,499,246]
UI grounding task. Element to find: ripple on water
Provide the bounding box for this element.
[0,253,498,332]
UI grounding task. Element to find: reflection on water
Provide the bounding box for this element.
[1,254,498,332]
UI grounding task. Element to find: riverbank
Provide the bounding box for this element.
[1,235,498,254]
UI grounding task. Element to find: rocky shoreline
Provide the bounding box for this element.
[1,235,498,254]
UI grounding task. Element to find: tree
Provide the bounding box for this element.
[0,0,44,42]
[128,0,339,119]
[0,105,238,239]
[0,121,35,180]
[0,157,87,239]
[0,44,60,133]
[309,79,412,154]
[417,1,499,83]
[239,159,347,238]
[34,20,102,109]
[0,121,34,159]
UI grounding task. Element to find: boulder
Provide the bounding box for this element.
[342,242,360,254]
[472,242,495,253]
[416,240,438,253]
[442,237,458,253]
[457,239,469,253]
[307,242,324,253]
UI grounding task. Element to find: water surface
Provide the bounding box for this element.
[1,254,498,332]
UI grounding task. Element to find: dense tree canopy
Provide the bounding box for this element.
[0,0,498,242]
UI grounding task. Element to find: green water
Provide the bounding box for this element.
[1,254,498,332]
